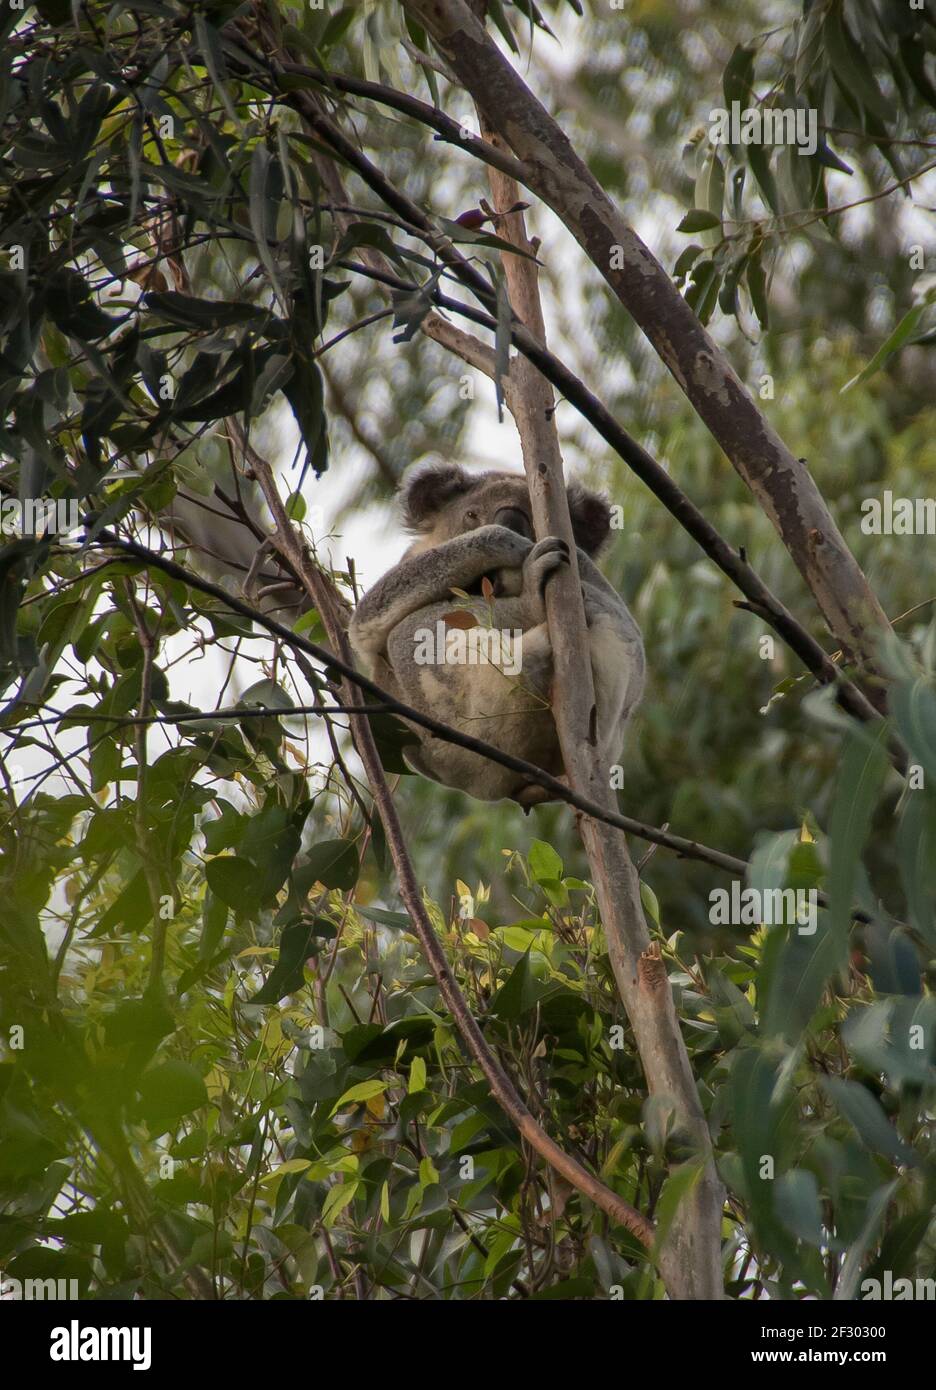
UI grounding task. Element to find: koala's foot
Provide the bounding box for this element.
[514,780,558,809]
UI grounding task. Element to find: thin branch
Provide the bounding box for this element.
[474,110,724,1298]
[273,64,530,183]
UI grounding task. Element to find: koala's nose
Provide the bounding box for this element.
[493,506,533,539]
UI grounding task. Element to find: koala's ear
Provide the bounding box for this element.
[402,464,474,530]
[567,483,612,554]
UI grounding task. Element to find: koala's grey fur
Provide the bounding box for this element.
[348,464,644,805]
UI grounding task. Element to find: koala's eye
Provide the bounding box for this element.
[464,509,479,522]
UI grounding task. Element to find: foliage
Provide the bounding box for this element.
[0,0,935,1299]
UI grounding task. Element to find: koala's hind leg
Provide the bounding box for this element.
[385,606,559,801]
[585,606,645,760]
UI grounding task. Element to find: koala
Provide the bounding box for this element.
[348,464,645,805]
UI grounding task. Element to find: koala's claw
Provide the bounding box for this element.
[524,536,570,594]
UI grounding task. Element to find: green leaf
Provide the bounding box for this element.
[676,209,721,233]
[239,678,295,712]
[528,839,562,883]
[341,1017,434,1064]
[820,1077,916,1164]
[250,919,326,1005]
[366,711,421,774]
[248,142,284,295]
[331,1080,386,1114]
[490,950,540,1019]
[651,1160,706,1263]
[296,839,359,892]
[202,800,245,855]
[746,247,770,330]
[45,268,122,341]
[639,880,660,926]
[896,793,936,946]
[722,43,755,112]
[672,243,703,280]
[747,143,779,214]
[841,303,928,392]
[823,7,892,124]
[322,6,355,49]
[193,13,240,127]
[834,1181,899,1299]
[497,925,538,951]
[685,259,720,323]
[205,856,262,913]
[775,1168,824,1246]
[333,220,405,265]
[486,0,520,54]
[283,353,327,474]
[828,724,889,956]
[529,1277,595,1300]
[353,904,410,931]
[89,735,120,792]
[135,1061,207,1129]
[272,1158,313,1177]
[241,804,301,899]
[321,1179,359,1226]
[143,291,266,330]
[697,151,725,236]
[891,676,936,789]
[436,218,541,261]
[104,997,175,1051]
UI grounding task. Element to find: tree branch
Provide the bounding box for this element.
[474,114,725,1299]
[400,0,893,674]
[276,64,530,183]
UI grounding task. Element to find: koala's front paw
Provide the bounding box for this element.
[473,523,534,566]
[523,536,570,597]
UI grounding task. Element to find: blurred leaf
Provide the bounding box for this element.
[828,724,889,957]
[206,856,262,913]
[676,209,721,233]
[135,1061,207,1129]
[821,1077,916,1164]
[841,302,929,392]
[250,919,324,1005]
[296,839,358,892]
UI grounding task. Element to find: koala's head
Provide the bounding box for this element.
[401,464,612,556]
